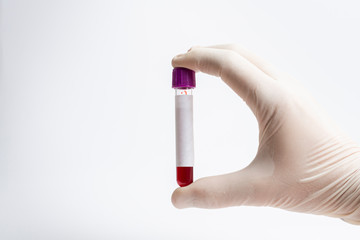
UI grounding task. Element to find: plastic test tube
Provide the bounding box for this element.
[172,67,196,187]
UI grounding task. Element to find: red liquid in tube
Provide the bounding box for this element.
[177,166,193,187]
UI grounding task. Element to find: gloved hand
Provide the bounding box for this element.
[171,44,360,225]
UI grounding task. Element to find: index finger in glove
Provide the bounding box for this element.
[172,46,278,111]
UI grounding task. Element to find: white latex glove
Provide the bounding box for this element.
[171,44,360,225]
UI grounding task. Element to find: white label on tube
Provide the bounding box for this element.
[175,95,194,167]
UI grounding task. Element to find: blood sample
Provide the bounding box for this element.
[172,67,196,187]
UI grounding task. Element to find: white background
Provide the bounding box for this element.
[1,0,360,239]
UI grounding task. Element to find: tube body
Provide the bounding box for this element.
[175,88,194,187]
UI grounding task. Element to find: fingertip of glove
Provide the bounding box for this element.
[172,46,203,67]
[171,187,193,209]
[171,54,185,67]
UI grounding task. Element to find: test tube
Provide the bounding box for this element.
[172,67,196,187]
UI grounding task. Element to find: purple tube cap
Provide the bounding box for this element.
[172,67,196,88]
